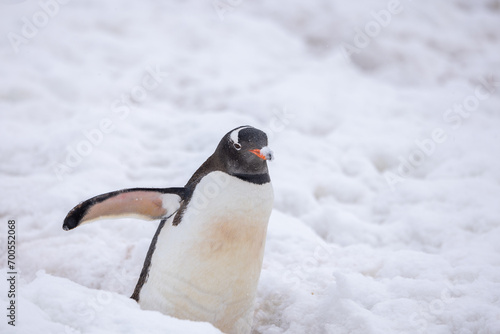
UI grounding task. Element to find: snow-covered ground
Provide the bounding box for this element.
[1,0,500,333]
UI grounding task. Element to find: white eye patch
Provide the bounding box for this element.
[230,126,252,145]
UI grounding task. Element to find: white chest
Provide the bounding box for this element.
[139,171,274,334]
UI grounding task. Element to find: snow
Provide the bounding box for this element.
[1,0,500,333]
[15,272,221,334]
[260,146,274,161]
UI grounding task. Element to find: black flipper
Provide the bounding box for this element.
[63,187,186,231]
[130,217,168,302]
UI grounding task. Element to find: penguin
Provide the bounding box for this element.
[63,125,274,334]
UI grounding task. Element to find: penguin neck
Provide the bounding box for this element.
[186,152,270,188]
[230,172,270,185]
[218,152,271,185]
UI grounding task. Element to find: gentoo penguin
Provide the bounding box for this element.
[63,126,274,334]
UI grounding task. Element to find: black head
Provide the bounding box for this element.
[216,125,274,179]
[185,126,274,187]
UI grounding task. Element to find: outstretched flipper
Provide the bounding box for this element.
[63,187,187,231]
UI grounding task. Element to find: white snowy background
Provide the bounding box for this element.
[1,0,500,333]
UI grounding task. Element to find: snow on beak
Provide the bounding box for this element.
[249,146,274,161]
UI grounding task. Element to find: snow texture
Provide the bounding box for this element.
[260,147,274,161]
[1,0,500,333]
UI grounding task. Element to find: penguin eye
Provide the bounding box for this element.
[233,142,242,150]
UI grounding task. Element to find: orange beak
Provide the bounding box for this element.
[249,147,274,161]
[249,149,266,160]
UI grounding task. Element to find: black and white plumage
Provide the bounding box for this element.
[63,126,274,334]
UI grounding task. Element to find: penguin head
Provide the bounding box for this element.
[218,126,274,176]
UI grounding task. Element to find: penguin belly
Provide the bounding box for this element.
[138,171,274,334]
